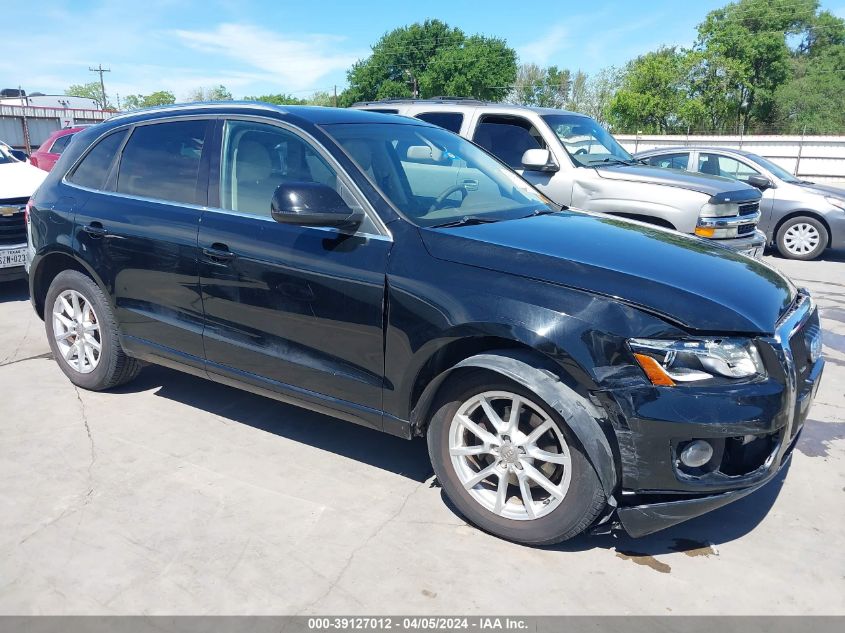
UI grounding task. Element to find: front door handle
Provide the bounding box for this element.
[83,222,107,238]
[202,243,235,263]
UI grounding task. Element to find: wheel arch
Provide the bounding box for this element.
[412,347,618,499]
[773,210,832,248]
[30,249,109,320]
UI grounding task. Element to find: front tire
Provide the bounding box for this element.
[427,370,605,545]
[45,270,141,391]
[776,216,828,260]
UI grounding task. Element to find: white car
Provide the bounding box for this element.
[1,142,46,281]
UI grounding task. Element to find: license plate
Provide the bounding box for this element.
[0,247,26,268]
[740,246,763,259]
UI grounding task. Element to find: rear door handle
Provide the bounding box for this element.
[202,244,235,263]
[83,222,107,238]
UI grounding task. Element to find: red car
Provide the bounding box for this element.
[30,127,85,172]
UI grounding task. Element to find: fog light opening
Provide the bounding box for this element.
[680,440,714,468]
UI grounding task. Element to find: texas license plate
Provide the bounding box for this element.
[0,247,26,268]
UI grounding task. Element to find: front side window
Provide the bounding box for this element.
[415,111,464,133]
[644,152,689,170]
[220,120,369,226]
[543,114,632,167]
[116,120,208,205]
[698,153,760,182]
[323,122,553,228]
[472,115,546,169]
[67,130,128,190]
[50,134,74,155]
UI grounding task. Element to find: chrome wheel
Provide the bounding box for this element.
[52,289,102,374]
[783,222,821,256]
[448,391,572,521]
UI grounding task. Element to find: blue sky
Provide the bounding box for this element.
[4,0,845,101]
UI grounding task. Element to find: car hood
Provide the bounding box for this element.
[0,161,47,199]
[798,181,845,199]
[595,163,758,198]
[421,212,795,334]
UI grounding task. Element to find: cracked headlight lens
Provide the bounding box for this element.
[629,338,765,386]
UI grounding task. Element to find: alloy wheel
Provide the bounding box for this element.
[448,390,572,521]
[52,289,102,374]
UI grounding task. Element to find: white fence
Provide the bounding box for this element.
[616,134,845,184]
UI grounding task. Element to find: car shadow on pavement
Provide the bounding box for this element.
[0,278,29,302]
[112,364,435,483]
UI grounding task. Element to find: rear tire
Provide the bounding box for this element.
[427,370,605,545]
[776,216,828,260]
[45,270,141,391]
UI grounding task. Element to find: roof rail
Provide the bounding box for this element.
[352,97,491,106]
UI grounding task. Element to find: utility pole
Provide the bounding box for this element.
[333,85,337,108]
[89,64,111,109]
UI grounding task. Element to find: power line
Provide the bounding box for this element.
[89,64,110,109]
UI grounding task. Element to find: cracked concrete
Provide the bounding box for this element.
[0,251,843,615]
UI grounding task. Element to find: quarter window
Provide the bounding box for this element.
[698,153,760,182]
[644,152,689,170]
[472,115,546,169]
[116,120,208,205]
[67,130,127,191]
[415,112,464,133]
[50,134,74,155]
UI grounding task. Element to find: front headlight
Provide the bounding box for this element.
[700,201,739,218]
[825,196,845,211]
[629,338,765,386]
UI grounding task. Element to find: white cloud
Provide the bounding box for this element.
[517,24,572,66]
[171,23,363,92]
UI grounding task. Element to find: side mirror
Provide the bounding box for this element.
[271,182,363,228]
[746,174,774,191]
[521,148,559,173]
[10,149,28,162]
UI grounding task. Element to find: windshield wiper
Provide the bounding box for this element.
[520,208,558,219]
[589,157,639,167]
[429,216,502,229]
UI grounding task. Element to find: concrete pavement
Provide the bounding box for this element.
[0,251,843,615]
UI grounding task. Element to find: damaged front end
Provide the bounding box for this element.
[596,289,824,537]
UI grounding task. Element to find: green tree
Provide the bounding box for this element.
[608,48,699,133]
[508,64,571,108]
[122,90,176,110]
[65,82,107,108]
[345,20,517,102]
[305,90,335,107]
[187,85,233,102]
[242,93,306,105]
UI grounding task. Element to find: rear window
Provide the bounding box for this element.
[415,111,464,133]
[116,120,208,205]
[67,130,127,190]
[50,134,74,155]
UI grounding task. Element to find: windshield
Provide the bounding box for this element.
[750,154,801,183]
[322,123,554,227]
[0,144,18,165]
[542,114,633,167]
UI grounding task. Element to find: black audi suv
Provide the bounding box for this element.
[25,103,824,544]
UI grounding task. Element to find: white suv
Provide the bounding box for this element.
[352,99,767,257]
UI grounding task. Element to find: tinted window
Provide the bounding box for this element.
[50,134,74,155]
[645,152,689,170]
[324,123,552,228]
[472,116,546,169]
[220,120,370,226]
[68,130,127,191]
[117,120,208,205]
[366,108,399,114]
[698,153,760,182]
[415,112,464,133]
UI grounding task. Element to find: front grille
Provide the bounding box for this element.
[739,202,759,216]
[790,310,820,385]
[0,197,28,246]
[738,223,755,235]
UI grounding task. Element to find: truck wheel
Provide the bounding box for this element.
[45,270,141,391]
[776,216,828,260]
[427,370,605,545]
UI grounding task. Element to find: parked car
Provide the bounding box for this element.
[27,104,823,544]
[0,140,28,163]
[29,127,85,172]
[636,146,845,260]
[0,141,46,281]
[352,99,767,258]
